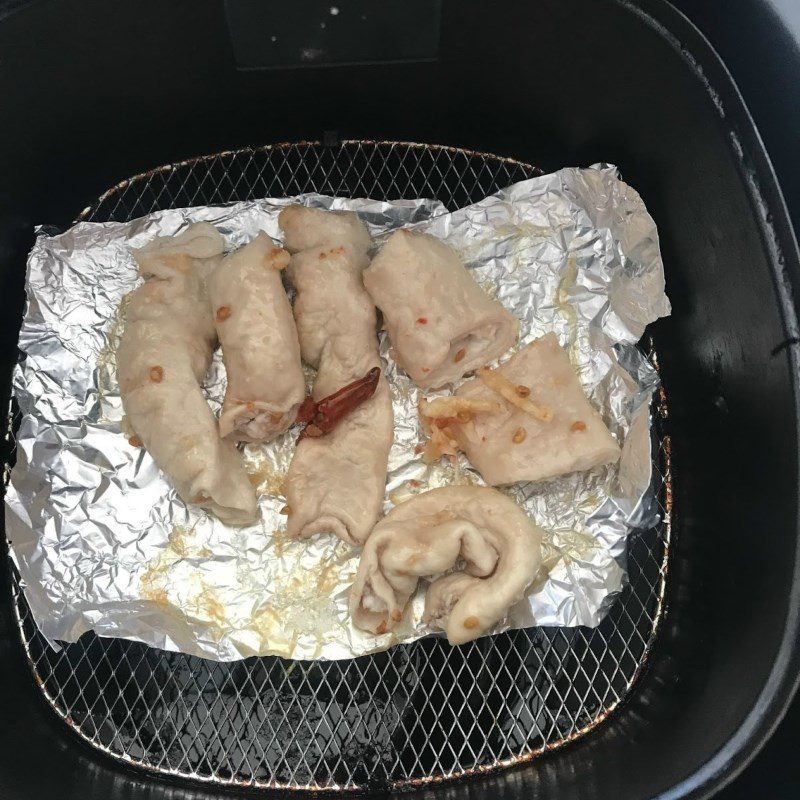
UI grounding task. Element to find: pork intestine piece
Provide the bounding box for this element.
[279,206,393,545]
[349,486,543,645]
[117,222,258,525]
[363,230,518,389]
[208,233,304,442]
[450,333,621,484]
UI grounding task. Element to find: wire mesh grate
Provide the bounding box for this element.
[8,141,671,792]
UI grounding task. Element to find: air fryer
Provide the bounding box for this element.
[0,2,799,799]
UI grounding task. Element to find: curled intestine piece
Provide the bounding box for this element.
[349,486,543,645]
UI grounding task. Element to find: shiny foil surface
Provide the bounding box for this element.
[6,165,670,661]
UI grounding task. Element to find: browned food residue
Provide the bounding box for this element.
[246,460,287,497]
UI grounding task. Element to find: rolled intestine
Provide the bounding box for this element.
[208,232,304,442]
[443,333,621,485]
[117,222,258,525]
[363,230,518,389]
[279,206,393,545]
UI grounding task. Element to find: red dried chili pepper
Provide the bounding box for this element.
[297,367,381,440]
[295,396,316,424]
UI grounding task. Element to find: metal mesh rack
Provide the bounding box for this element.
[7,141,671,792]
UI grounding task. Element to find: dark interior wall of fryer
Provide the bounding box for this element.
[0,1,797,799]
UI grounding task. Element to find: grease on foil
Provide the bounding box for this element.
[5,165,670,661]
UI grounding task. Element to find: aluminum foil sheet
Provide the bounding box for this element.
[6,164,670,661]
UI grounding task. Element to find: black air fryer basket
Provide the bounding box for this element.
[1,2,799,799]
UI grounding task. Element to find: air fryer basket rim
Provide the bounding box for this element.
[631,2,800,795]
[1,0,800,798]
[539,4,800,800]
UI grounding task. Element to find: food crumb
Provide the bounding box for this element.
[570,421,587,432]
[128,434,143,448]
[512,426,527,444]
[216,306,232,322]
